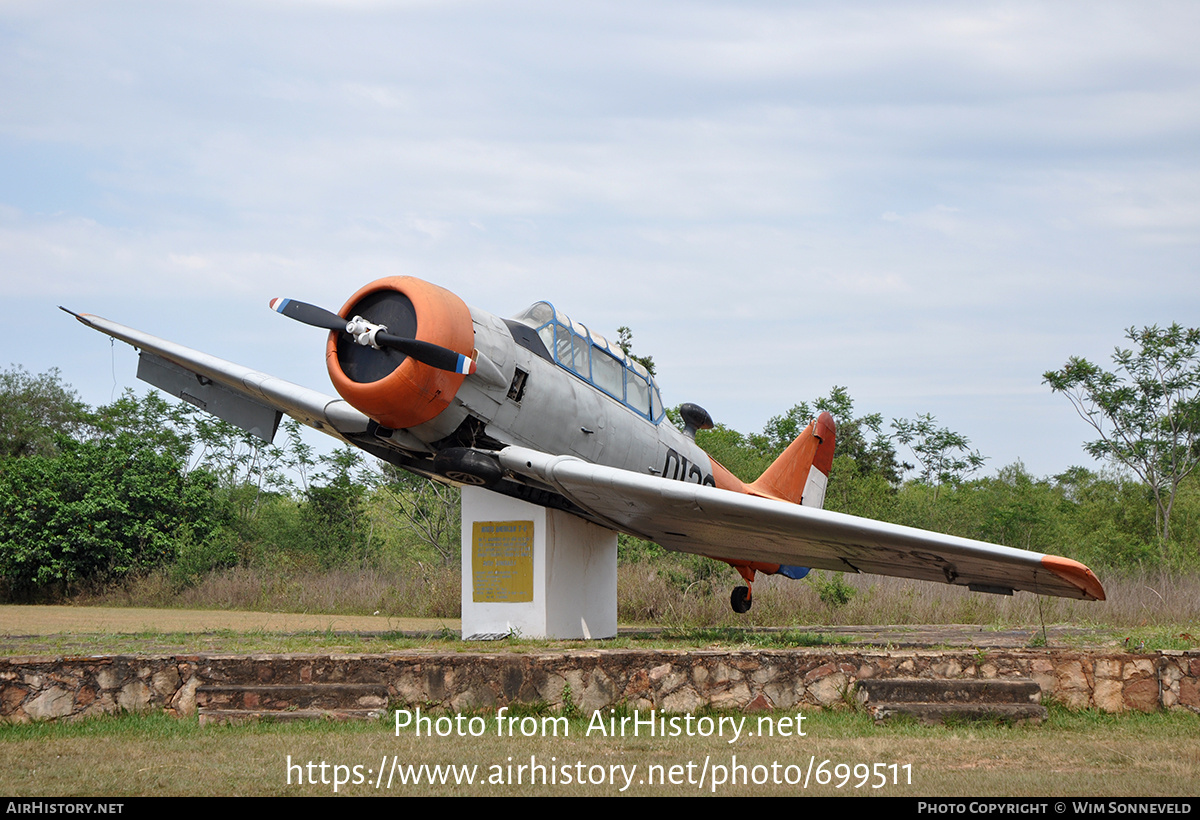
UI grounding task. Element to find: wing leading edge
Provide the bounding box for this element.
[67,311,374,445]
[498,446,1105,602]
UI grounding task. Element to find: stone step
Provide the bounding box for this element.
[856,678,1046,724]
[869,702,1048,724]
[198,708,385,726]
[858,678,1041,705]
[196,683,389,723]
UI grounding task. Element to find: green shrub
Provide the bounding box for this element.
[0,434,223,595]
[809,571,856,609]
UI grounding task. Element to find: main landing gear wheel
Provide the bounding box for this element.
[433,448,502,488]
[730,586,752,613]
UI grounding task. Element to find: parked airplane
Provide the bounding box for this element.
[66,276,1105,612]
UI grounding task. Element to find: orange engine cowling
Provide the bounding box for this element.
[325,276,474,429]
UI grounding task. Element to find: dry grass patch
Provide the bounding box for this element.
[618,564,1200,632]
[80,564,462,619]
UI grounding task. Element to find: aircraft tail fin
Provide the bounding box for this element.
[749,411,836,508]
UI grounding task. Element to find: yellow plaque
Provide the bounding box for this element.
[472,520,534,602]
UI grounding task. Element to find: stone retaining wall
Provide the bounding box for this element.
[2,648,1196,722]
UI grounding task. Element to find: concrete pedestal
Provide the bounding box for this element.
[460,487,617,640]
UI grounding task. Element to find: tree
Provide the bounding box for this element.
[0,366,88,459]
[1044,323,1200,552]
[189,415,300,525]
[0,386,240,596]
[615,326,656,376]
[691,421,771,482]
[301,446,374,565]
[0,433,222,595]
[754,387,903,484]
[975,462,1060,553]
[891,413,986,494]
[86,390,194,464]
[376,462,461,565]
[1050,466,1158,566]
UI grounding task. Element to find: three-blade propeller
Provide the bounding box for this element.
[269,297,476,376]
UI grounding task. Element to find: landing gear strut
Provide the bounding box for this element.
[730,585,752,613]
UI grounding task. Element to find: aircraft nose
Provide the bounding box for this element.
[326,276,474,429]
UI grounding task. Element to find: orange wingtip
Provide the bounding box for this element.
[1041,555,1106,601]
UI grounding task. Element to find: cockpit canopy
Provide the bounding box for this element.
[513,302,664,422]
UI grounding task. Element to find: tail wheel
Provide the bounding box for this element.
[730,586,752,613]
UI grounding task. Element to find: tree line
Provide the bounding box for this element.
[0,367,453,599]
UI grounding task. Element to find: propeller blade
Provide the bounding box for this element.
[270,297,477,376]
[376,333,477,375]
[268,297,347,332]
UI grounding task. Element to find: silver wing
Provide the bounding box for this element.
[68,312,376,445]
[498,446,1105,601]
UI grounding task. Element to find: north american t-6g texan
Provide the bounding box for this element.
[65,276,1105,613]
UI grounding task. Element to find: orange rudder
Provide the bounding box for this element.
[748,411,836,508]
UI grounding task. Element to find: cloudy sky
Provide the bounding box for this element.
[2,1,1198,479]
